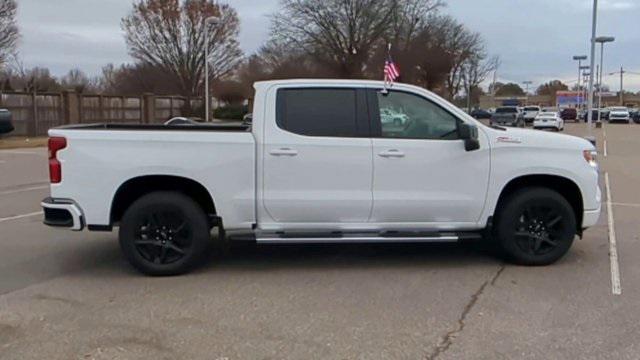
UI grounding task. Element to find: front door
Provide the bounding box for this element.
[368,89,490,227]
[262,87,373,225]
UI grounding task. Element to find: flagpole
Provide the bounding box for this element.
[382,43,392,93]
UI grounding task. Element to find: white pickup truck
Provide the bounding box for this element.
[42,79,601,275]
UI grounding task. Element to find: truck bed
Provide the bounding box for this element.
[48,124,256,230]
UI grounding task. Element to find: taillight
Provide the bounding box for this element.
[48,137,66,183]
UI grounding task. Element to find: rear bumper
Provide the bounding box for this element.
[41,197,84,231]
[533,123,560,129]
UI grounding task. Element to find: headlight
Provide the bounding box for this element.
[583,150,598,168]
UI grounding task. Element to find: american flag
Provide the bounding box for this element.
[384,54,400,83]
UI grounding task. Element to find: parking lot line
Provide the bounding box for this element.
[611,202,640,208]
[0,150,41,155]
[0,211,43,224]
[603,140,608,157]
[605,172,622,295]
[0,185,49,196]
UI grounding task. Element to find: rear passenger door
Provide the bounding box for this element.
[261,87,373,225]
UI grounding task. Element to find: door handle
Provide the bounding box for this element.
[269,147,298,156]
[378,149,405,158]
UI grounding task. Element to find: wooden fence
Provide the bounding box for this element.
[0,91,204,136]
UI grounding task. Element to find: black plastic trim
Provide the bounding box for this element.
[54,123,248,132]
[88,225,113,232]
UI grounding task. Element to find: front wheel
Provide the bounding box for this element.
[495,188,576,265]
[119,191,211,275]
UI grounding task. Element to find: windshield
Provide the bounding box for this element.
[524,107,540,111]
[609,107,627,111]
[496,107,518,113]
[539,112,557,116]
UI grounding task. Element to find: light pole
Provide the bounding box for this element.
[204,15,220,122]
[522,81,532,105]
[595,36,615,122]
[585,0,598,137]
[579,65,590,112]
[573,55,587,111]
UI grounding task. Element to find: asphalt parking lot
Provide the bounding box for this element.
[0,122,639,359]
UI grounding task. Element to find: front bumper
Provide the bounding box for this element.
[609,117,630,123]
[583,185,602,228]
[41,197,84,231]
[583,207,601,228]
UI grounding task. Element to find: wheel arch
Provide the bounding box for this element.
[493,174,584,232]
[110,175,217,226]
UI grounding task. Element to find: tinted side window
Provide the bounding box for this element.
[376,91,459,140]
[277,88,358,137]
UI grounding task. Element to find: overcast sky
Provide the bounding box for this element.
[16,0,640,91]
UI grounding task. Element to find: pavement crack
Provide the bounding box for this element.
[427,264,506,360]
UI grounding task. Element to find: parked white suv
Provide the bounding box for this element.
[42,79,601,275]
[607,107,630,123]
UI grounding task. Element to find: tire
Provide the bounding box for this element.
[495,187,576,265]
[119,191,211,276]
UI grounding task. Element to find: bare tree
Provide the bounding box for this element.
[122,0,243,97]
[0,0,18,66]
[6,54,60,92]
[536,80,568,96]
[60,68,93,93]
[271,0,398,78]
[211,80,245,105]
[461,54,500,106]
[370,13,457,92]
[439,16,485,100]
[99,62,179,95]
[388,0,444,51]
[495,82,525,97]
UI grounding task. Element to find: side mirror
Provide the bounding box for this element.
[459,123,480,151]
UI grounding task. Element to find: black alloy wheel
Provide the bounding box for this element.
[134,210,191,265]
[513,204,566,257]
[496,187,576,265]
[119,191,211,275]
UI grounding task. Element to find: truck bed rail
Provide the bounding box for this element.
[54,123,249,132]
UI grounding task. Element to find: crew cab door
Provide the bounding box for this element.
[367,89,490,227]
[261,87,373,226]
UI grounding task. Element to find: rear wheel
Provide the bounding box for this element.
[119,191,211,275]
[495,188,576,265]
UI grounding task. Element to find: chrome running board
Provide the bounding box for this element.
[255,235,460,244]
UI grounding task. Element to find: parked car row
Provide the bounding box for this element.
[472,105,639,128]
[578,107,637,124]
